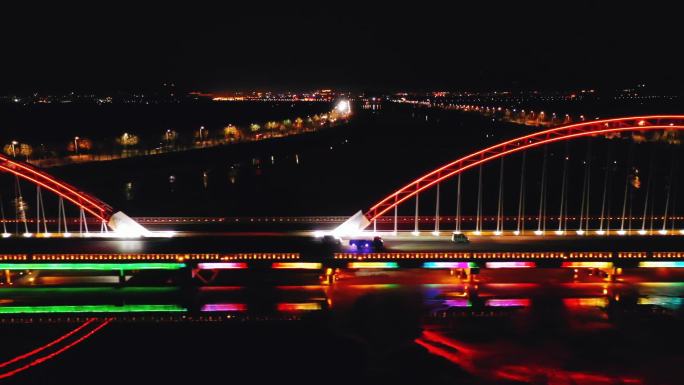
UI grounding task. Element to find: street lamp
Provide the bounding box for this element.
[199,126,205,144]
[74,136,80,155]
[10,141,18,157]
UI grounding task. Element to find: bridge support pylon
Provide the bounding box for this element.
[332,210,371,237]
[108,211,153,237]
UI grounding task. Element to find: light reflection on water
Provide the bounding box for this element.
[2,281,683,317]
[1,281,683,384]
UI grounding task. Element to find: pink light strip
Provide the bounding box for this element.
[201,303,247,312]
[485,261,535,269]
[197,262,247,269]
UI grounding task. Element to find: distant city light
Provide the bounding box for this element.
[335,100,351,114]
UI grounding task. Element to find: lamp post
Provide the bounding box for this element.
[10,141,18,157]
[74,136,80,155]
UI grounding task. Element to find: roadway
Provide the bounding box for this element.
[0,231,682,258]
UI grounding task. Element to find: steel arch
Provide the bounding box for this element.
[364,115,684,224]
[0,154,113,221]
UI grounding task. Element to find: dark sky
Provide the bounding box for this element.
[1,2,682,93]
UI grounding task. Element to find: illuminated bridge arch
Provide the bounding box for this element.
[0,154,148,236]
[359,115,684,228]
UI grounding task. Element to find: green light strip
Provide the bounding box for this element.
[0,304,187,314]
[0,263,186,271]
[0,287,180,294]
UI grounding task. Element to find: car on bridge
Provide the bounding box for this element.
[349,236,384,251]
[451,233,469,244]
[320,235,342,246]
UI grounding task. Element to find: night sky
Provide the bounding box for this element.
[1,2,681,93]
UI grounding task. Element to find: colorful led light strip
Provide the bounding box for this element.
[0,304,186,314]
[637,296,683,309]
[560,262,613,269]
[271,262,322,269]
[197,262,247,270]
[563,298,609,308]
[0,263,186,270]
[444,299,471,307]
[277,302,322,311]
[423,262,476,269]
[485,298,531,307]
[485,261,535,269]
[638,261,684,268]
[201,303,247,312]
[348,262,398,269]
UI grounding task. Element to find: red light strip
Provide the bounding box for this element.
[2,156,109,214]
[0,318,96,369]
[0,164,108,221]
[0,318,112,380]
[365,116,684,221]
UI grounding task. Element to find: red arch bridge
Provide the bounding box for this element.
[0,153,153,237]
[332,115,684,237]
[1,115,683,241]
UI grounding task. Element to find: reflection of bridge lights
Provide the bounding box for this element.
[277,302,322,312]
[453,231,462,235]
[595,230,605,235]
[1,233,10,238]
[575,230,585,235]
[272,262,322,270]
[22,232,33,238]
[62,232,72,238]
[639,261,684,268]
[638,229,647,235]
[431,231,440,236]
[658,229,668,235]
[42,232,52,238]
[533,230,543,236]
[561,261,613,268]
[680,229,684,235]
[201,303,247,312]
[423,261,475,269]
[348,262,398,269]
[473,231,481,236]
[486,298,531,307]
[198,262,247,270]
[554,230,564,235]
[486,261,535,269]
[493,231,502,236]
[0,304,185,314]
[513,230,520,235]
[411,231,420,236]
[0,263,186,271]
[617,230,627,235]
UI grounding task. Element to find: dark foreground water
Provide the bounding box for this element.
[1,270,684,384]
